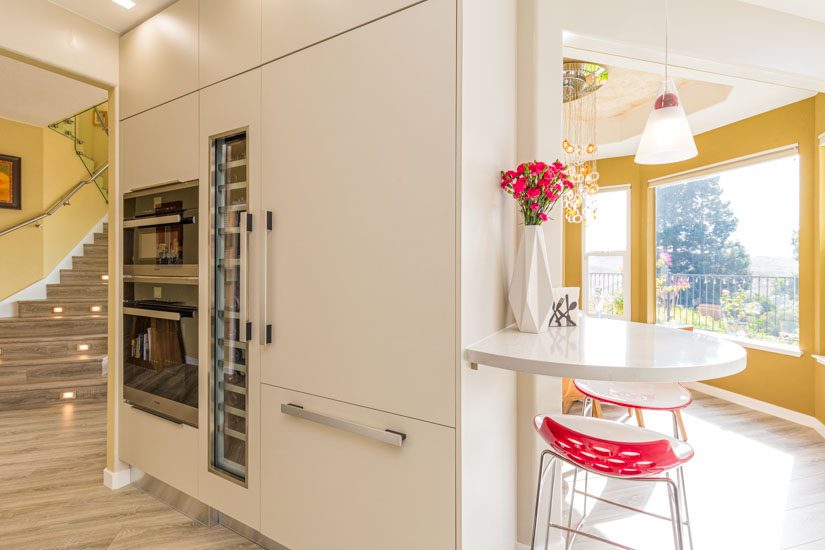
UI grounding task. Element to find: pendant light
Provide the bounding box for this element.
[634,0,698,165]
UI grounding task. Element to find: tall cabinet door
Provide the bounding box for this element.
[197,69,262,530]
[260,0,456,427]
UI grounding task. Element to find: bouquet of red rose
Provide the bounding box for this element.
[500,160,573,225]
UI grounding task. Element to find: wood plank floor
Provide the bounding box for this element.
[3,392,825,549]
[555,392,825,549]
[0,400,258,549]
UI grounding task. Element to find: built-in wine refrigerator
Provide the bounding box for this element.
[209,129,250,484]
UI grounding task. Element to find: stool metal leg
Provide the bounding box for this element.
[565,467,579,550]
[530,450,553,550]
[677,466,694,550]
[666,479,685,550]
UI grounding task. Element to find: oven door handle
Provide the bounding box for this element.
[123,306,181,321]
[123,214,182,229]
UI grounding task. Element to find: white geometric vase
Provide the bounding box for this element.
[508,225,554,333]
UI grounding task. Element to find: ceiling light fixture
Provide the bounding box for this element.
[112,0,136,9]
[634,0,698,165]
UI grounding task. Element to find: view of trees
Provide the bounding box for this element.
[655,176,751,275]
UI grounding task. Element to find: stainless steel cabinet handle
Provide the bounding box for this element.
[239,212,252,342]
[280,403,406,447]
[123,214,182,229]
[260,210,272,344]
[123,306,181,321]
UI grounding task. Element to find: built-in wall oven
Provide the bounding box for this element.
[123,180,200,427]
[123,180,199,277]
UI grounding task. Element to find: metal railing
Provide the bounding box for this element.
[656,272,799,344]
[587,272,624,317]
[0,163,108,238]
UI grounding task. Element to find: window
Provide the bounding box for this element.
[653,149,800,348]
[583,186,630,319]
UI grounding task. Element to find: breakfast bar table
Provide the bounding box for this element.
[464,314,746,382]
[463,314,747,549]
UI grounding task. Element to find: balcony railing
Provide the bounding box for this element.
[656,273,798,345]
[587,272,624,317]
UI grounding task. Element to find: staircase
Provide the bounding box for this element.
[0,223,108,407]
[48,102,109,203]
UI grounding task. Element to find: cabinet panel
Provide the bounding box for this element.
[260,385,455,550]
[119,0,198,118]
[197,69,262,529]
[261,0,421,63]
[119,402,198,497]
[120,93,198,194]
[260,0,456,426]
[199,0,262,88]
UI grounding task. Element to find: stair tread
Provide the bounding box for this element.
[18,298,108,304]
[0,377,105,392]
[0,355,105,368]
[0,333,106,344]
[0,314,106,323]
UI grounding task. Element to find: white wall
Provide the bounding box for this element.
[0,0,119,87]
[560,0,825,91]
[458,0,518,548]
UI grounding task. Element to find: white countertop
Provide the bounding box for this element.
[464,314,747,383]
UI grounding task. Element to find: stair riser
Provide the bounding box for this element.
[59,270,109,284]
[82,244,107,257]
[72,257,107,271]
[0,361,103,387]
[0,338,107,360]
[0,383,106,407]
[93,234,108,245]
[18,302,107,318]
[0,318,107,338]
[47,285,107,299]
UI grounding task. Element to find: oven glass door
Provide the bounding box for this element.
[123,213,198,276]
[123,303,198,426]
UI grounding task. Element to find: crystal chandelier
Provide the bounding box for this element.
[562,61,607,224]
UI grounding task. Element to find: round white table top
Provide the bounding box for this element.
[463,314,747,383]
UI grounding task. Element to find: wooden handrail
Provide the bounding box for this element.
[0,162,108,237]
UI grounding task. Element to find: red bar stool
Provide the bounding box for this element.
[575,380,692,441]
[531,414,694,550]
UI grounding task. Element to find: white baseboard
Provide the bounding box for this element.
[516,543,530,550]
[684,381,825,440]
[103,466,132,490]
[0,214,108,317]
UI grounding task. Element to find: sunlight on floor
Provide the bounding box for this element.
[560,404,795,549]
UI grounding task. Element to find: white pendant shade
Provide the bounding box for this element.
[635,80,698,165]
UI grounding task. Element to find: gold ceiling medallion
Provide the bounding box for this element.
[562,61,607,224]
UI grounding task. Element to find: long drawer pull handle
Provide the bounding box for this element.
[123,214,182,228]
[123,306,181,321]
[280,403,406,447]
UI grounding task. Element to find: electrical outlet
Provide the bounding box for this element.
[153,286,162,299]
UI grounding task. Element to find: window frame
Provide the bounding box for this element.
[582,184,631,320]
[650,146,801,352]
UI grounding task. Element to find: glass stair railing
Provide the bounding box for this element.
[48,102,109,203]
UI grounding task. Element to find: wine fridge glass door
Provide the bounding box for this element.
[210,130,249,484]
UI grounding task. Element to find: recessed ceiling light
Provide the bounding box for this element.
[112,0,136,9]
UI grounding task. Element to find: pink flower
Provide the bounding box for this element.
[553,183,562,192]
[564,180,573,189]
[526,187,540,199]
[512,178,527,195]
[553,161,564,171]
[517,163,529,174]
[506,170,517,179]
[544,188,555,199]
[530,202,539,211]
[539,213,548,222]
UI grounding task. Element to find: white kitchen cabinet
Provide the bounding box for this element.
[260,0,456,427]
[120,93,198,193]
[119,0,198,119]
[261,0,422,63]
[260,385,455,550]
[196,69,262,530]
[199,0,262,88]
[118,402,199,497]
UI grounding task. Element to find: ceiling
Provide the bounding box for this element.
[738,0,825,23]
[0,55,107,127]
[47,0,177,34]
[571,57,815,159]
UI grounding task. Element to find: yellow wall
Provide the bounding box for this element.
[565,97,823,417]
[0,116,106,301]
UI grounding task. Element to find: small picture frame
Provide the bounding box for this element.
[0,154,21,210]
